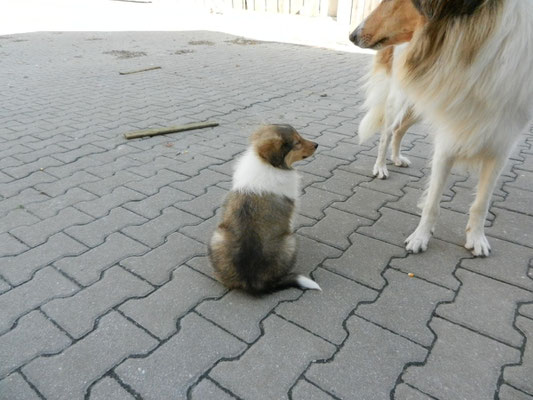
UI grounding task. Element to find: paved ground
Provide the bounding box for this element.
[0,30,532,400]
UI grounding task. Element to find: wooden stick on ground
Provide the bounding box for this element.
[123,121,219,140]
[119,66,161,75]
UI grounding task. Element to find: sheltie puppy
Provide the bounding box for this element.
[350,0,533,256]
[208,124,321,294]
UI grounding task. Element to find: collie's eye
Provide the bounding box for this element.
[294,142,302,148]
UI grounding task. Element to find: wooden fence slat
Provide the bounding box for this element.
[290,0,304,14]
[266,0,278,12]
[278,0,290,13]
[255,0,266,11]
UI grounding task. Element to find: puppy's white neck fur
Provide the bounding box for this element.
[232,148,300,200]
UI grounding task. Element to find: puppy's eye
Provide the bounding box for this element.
[294,142,302,148]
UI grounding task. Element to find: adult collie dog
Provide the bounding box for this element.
[209,124,321,294]
[350,0,533,256]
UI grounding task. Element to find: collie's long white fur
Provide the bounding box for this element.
[232,148,300,200]
[400,0,533,256]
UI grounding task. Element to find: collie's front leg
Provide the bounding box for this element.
[373,129,392,179]
[465,156,506,257]
[406,150,454,253]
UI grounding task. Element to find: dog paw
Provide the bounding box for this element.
[373,163,389,179]
[405,228,431,253]
[465,231,491,257]
[392,155,411,167]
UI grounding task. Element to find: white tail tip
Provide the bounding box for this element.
[295,275,322,291]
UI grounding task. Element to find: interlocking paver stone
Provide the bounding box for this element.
[34,170,100,197]
[0,231,87,286]
[276,267,377,344]
[116,313,246,400]
[390,239,466,290]
[79,171,144,196]
[1,209,40,234]
[0,373,40,400]
[54,232,149,286]
[0,171,56,198]
[75,186,146,218]
[498,384,533,400]
[358,207,420,247]
[460,237,533,291]
[322,232,405,289]
[24,187,97,219]
[125,169,189,196]
[307,316,427,400]
[122,186,194,219]
[291,379,336,400]
[65,207,147,248]
[42,266,153,338]
[503,316,533,395]
[89,377,135,400]
[393,383,434,400]
[211,314,336,400]
[0,267,78,334]
[190,378,237,400]
[197,288,300,343]
[121,231,205,285]
[122,206,201,248]
[23,311,157,400]
[175,185,227,219]
[487,208,533,248]
[0,310,71,378]
[357,269,455,346]
[0,188,49,216]
[0,232,29,257]
[172,168,230,197]
[10,207,93,247]
[299,207,373,250]
[436,269,533,347]
[120,265,224,339]
[298,186,346,220]
[403,317,520,400]
[332,186,398,220]
[311,168,372,196]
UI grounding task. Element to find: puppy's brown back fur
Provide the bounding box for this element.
[209,191,296,294]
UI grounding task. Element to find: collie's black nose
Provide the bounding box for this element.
[314,142,318,149]
[349,28,360,46]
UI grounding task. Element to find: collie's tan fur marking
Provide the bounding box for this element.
[350,0,425,50]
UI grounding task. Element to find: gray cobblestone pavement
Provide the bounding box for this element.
[0,30,532,400]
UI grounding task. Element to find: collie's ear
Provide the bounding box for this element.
[257,139,292,169]
[412,0,486,20]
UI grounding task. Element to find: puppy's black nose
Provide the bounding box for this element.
[313,142,318,149]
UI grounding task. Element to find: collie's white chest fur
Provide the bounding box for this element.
[232,149,300,200]
[397,0,533,160]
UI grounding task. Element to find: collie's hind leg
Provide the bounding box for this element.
[391,110,416,167]
[465,156,506,257]
[373,129,392,179]
[405,148,454,253]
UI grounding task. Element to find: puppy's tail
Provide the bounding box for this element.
[276,273,322,292]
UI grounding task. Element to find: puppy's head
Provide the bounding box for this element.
[251,124,318,169]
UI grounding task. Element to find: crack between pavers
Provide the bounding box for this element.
[18,370,47,400]
[495,299,533,399]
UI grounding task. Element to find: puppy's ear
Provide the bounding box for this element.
[412,0,486,20]
[257,139,292,169]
